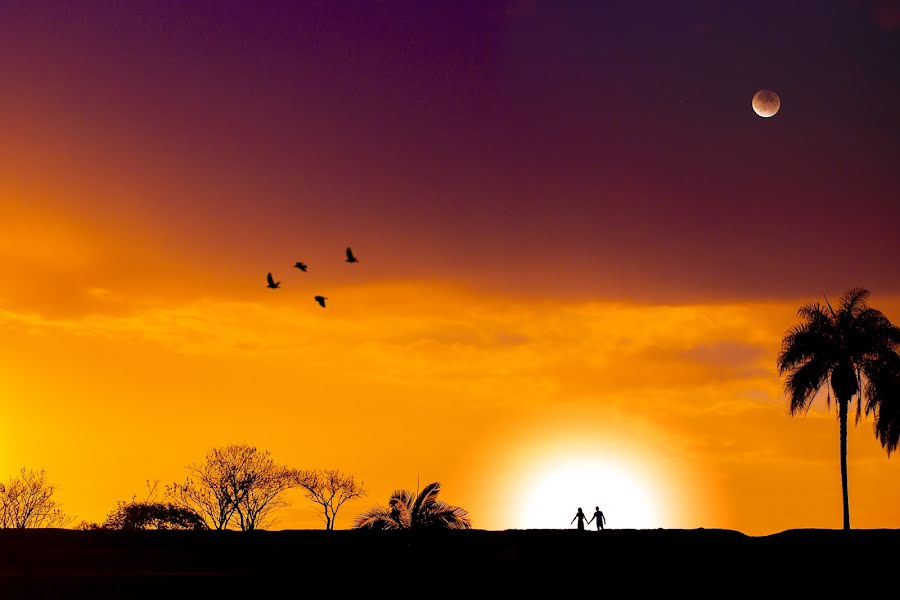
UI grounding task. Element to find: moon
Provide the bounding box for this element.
[752,89,781,118]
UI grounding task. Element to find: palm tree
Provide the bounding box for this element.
[777,288,900,530]
[352,481,471,530]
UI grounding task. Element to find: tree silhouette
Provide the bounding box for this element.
[168,444,299,531]
[777,288,900,529]
[234,455,298,531]
[101,501,206,530]
[296,469,365,530]
[79,481,207,530]
[353,481,471,530]
[0,468,70,528]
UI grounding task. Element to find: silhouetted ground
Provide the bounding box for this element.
[1,528,896,597]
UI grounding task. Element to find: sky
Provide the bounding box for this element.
[1,1,899,534]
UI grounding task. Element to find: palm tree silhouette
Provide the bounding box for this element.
[352,481,471,530]
[777,288,900,530]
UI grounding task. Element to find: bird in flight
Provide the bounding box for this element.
[345,247,359,263]
[294,262,308,272]
[266,273,280,289]
[314,295,327,308]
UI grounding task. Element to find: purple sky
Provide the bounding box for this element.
[1,0,898,304]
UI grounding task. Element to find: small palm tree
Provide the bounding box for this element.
[353,482,471,530]
[777,288,900,530]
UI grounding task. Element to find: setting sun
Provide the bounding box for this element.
[517,455,668,530]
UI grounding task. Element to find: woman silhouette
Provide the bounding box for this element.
[571,507,587,531]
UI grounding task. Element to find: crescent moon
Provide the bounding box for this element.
[752,90,781,118]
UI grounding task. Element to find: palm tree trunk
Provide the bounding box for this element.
[839,398,850,530]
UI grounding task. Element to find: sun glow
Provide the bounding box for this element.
[518,456,667,530]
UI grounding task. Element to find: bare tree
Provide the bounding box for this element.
[0,468,70,528]
[235,460,297,531]
[168,475,235,530]
[168,444,299,531]
[297,469,365,530]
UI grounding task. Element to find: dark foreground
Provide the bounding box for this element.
[1,528,896,597]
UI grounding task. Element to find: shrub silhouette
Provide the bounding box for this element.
[102,501,206,530]
[353,481,471,530]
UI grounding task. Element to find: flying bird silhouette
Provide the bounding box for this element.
[345,247,359,263]
[266,273,280,289]
[294,262,308,272]
[314,295,327,308]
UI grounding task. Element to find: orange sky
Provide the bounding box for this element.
[2,2,900,534]
[2,270,900,533]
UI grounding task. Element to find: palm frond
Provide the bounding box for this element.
[784,357,830,415]
[390,489,414,507]
[777,313,834,374]
[412,482,442,516]
[872,380,900,456]
[388,489,413,528]
[848,308,900,358]
[864,354,900,455]
[863,353,900,410]
[875,399,900,456]
[797,302,830,323]
[840,288,870,318]
[352,505,399,530]
[425,500,472,529]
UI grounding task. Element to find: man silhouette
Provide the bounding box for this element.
[588,506,606,530]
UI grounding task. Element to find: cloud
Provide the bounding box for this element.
[682,341,766,366]
[0,284,796,409]
[4,285,895,424]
